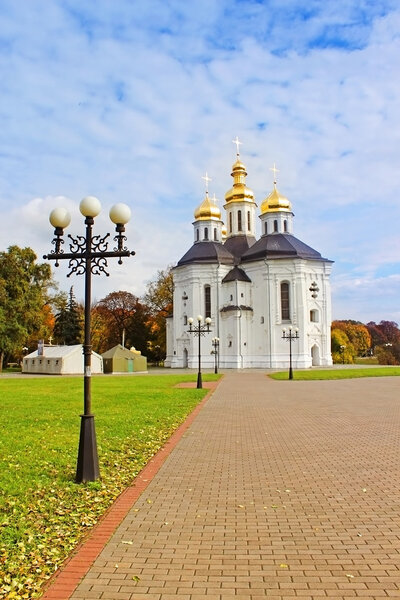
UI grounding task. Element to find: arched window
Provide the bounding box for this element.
[238,210,242,231]
[184,315,188,325]
[204,227,208,240]
[214,228,217,241]
[265,222,268,235]
[196,229,199,241]
[284,220,288,232]
[204,285,211,318]
[247,211,251,231]
[281,282,290,321]
[229,212,233,233]
[274,219,278,232]
[310,309,319,323]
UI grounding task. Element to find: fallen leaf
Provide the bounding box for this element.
[132,575,140,582]
[346,573,354,578]
[238,504,245,508]
[280,563,288,569]
[122,540,133,545]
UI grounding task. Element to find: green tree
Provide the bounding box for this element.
[53,287,83,345]
[0,246,54,370]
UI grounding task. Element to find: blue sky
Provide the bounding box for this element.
[0,0,399,323]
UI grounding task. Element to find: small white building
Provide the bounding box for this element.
[22,345,103,375]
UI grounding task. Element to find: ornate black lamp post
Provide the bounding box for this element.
[44,197,135,483]
[188,315,211,389]
[211,337,220,374]
[282,325,299,380]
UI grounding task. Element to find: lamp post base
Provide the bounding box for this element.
[197,372,202,389]
[76,414,100,483]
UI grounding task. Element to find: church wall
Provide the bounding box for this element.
[166,255,332,370]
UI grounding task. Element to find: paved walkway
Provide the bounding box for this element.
[46,373,400,599]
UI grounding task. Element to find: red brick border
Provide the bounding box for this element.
[41,380,220,600]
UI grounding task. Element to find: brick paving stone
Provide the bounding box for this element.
[45,373,400,600]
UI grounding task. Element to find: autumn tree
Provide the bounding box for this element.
[94,291,153,355]
[331,320,371,358]
[367,321,400,365]
[0,246,54,369]
[331,328,355,364]
[142,266,173,360]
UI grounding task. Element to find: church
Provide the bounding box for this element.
[165,143,333,370]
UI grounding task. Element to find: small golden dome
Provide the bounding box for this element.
[224,159,255,204]
[260,186,292,214]
[194,192,221,221]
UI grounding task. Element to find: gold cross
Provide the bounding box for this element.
[232,136,242,156]
[202,172,212,193]
[270,162,279,185]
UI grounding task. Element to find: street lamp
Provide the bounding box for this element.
[188,315,212,389]
[339,344,346,364]
[211,337,220,374]
[44,197,135,483]
[282,326,299,380]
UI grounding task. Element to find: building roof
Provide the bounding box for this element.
[223,235,256,260]
[101,344,137,359]
[177,241,235,266]
[25,344,83,359]
[222,266,252,283]
[25,345,103,359]
[241,233,331,262]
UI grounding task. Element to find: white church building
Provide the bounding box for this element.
[165,149,333,370]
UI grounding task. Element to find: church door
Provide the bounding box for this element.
[311,344,321,366]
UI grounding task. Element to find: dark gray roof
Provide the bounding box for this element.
[223,235,256,260]
[222,266,252,283]
[241,233,330,262]
[220,304,253,313]
[177,241,235,266]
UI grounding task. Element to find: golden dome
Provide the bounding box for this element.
[194,192,221,221]
[260,185,292,214]
[224,159,255,204]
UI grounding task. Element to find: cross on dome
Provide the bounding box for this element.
[270,162,279,186]
[232,136,242,157]
[201,172,212,193]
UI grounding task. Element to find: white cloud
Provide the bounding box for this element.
[0,0,399,321]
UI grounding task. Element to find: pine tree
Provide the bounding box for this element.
[53,287,82,345]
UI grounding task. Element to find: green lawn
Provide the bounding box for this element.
[269,367,400,380]
[0,374,219,599]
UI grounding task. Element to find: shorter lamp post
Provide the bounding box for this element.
[282,326,299,380]
[339,344,346,364]
[211,337,220,374]
[188,315,211,389]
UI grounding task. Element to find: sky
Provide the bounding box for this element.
[0,0,399,324]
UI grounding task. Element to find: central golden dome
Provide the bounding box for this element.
[260,186,292,214]
[224,159,255,204]
[194,192,221,221]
